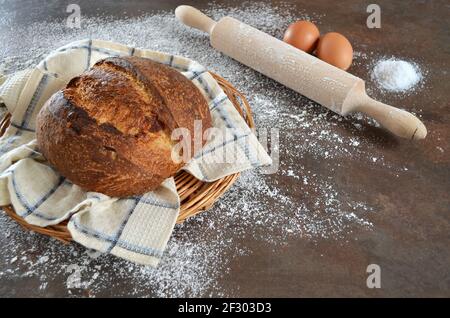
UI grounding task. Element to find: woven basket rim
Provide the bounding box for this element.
[0,72,254,243]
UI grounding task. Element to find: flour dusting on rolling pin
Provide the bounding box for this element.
[175,5,427,140]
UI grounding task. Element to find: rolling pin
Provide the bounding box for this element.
[175,5,427,140]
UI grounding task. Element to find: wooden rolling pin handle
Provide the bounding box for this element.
[354,96,427,140]
[175,5,216,34]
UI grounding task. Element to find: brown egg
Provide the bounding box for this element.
[283,21,320,53]
[316,32,353,70]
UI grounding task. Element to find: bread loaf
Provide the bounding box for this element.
[36,56,212,197]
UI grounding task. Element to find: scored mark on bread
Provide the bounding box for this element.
[103,145,118,160]
[95,57,179,133]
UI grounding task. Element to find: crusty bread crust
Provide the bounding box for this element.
[36,56,212,197]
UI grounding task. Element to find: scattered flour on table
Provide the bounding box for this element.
[371,58,423,92]
[0,2,417,297]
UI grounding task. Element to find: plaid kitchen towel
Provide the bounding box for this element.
[0,39,272,266]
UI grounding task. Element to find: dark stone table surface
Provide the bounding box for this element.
[0,0,448,297]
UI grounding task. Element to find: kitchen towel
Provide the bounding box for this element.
[0,39,272,266]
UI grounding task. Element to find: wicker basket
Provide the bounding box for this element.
[0,72,254,243]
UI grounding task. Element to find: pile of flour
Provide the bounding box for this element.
[371,58,422,92]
